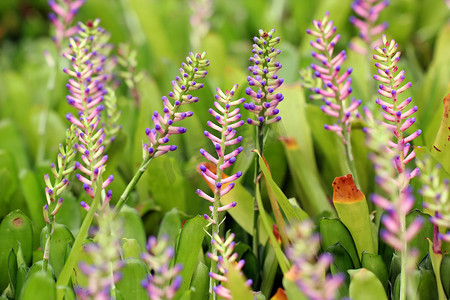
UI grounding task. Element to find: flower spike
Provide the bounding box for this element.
[244,29,284,126]
[143,52,209,159]
[48,0,85,50]
[307,12,361,142]
[197,84,244,227]
[349,0,389,54]
[372,35,420,182]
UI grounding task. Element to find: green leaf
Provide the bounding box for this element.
[430,94,450,173]
[417,269,439,300]
[117,205,147,252]
[406,210,433,264]
[428,239,447,300]
[225,263,253,300]
[18,170,45,245]
[326,243,353,297]
[0,210,33,292]
[348,268,388,300]
[173,216,207,296]
[361,252,389,293]
[441,254,450,298]
[157,208,181,250]
[257,152,308,223]
[282,276,308,300]
[18,270,56,300]
[319,218,361,269]
[190,262,209,300]
[115,258,149,300]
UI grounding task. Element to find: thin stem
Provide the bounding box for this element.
[252,124,263,260]
[399,210,407,300]
[56,183,101,300]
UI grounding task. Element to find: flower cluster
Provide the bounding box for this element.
[143,52,209,159]
[417,157,450,249]
[140,236,183,300]
[285,220,344,300]
[43,125,78,223]
[373,34,421,182]
[367,124,422,299]
[197,85,245,226]
[244,29,284,127]
[350,0,389,54]
[307,12,361,141]
[48,0,85,49]
[71,114,113,211]
[63,20,113,118]
[207,233,252,299]
[76,209,123,300]
[117,43,143,106]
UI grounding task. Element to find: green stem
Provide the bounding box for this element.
[399,211,407,300]
[252,124,264,260]
[113,156,152,215]
[56,184,101,300]
[42,218,54,272]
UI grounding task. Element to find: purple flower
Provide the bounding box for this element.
[75,210,123,300]
[372,34,421,181]
[143,52,209,159]
[207,233,252,299]
[285,220,344,300]
[48,0,86,49]
[197,85,244,225]
[63,20,113,119]
[350,0,389,54]
[417,157,450,251]
[140,236,183,300]
[244,29,283,127]
[307,12,361,142]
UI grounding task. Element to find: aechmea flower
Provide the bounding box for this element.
[44,125,78,216]
[143,52,209,159]
[350,0,389,54]
[307,12,362,142]
[367,124,422,300]
[244,29,284,127]
[103,87,122,146]
[76,209,123,300]
[417,157,450,250]
[188,0,213,50]
[141,236,183,300]
[285,220,344,300]
[48,0,85,49]
[70,113,113,211]
[372,34,421,181]
[63,20,113,118]
[197,85,244,226]
[207,233,252,299]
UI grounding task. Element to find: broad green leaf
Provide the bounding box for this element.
[117,205,147,252]
[406,210,433,264]
[19,170,45,245]
[320,218,361,269]
[115,258,149,300]
[157,208,181,249]
[333,175,376,258]
[173,216,207,297]
[417,269,439,300]
[225,263,253,300]
[327,243,353,297]
[0,150,18,207]
[282,276,308,300]
[361,252,389,293]
[349,268,388,300]
[190,262,209,300]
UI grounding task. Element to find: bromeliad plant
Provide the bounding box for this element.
[2,1,450,300]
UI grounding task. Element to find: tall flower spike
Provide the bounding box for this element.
[285,220,344,300]
[349,0,389,54]
[75,209,123,300]
[373,34,421,183]
[71,113,113,212]
[48,0,85,50]
[367,124,422,300]
[197,84,244,227]
[307,12,361,141]
[207,233,252,299]
[63,20,114,118]
[244,29,284,127]
[140,236,183,300]
[417,156,450,251]
[143,52,209,159]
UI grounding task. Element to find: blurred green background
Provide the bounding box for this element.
[0,0,449,241]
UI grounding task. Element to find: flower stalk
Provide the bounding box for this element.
[114,52,209,214]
